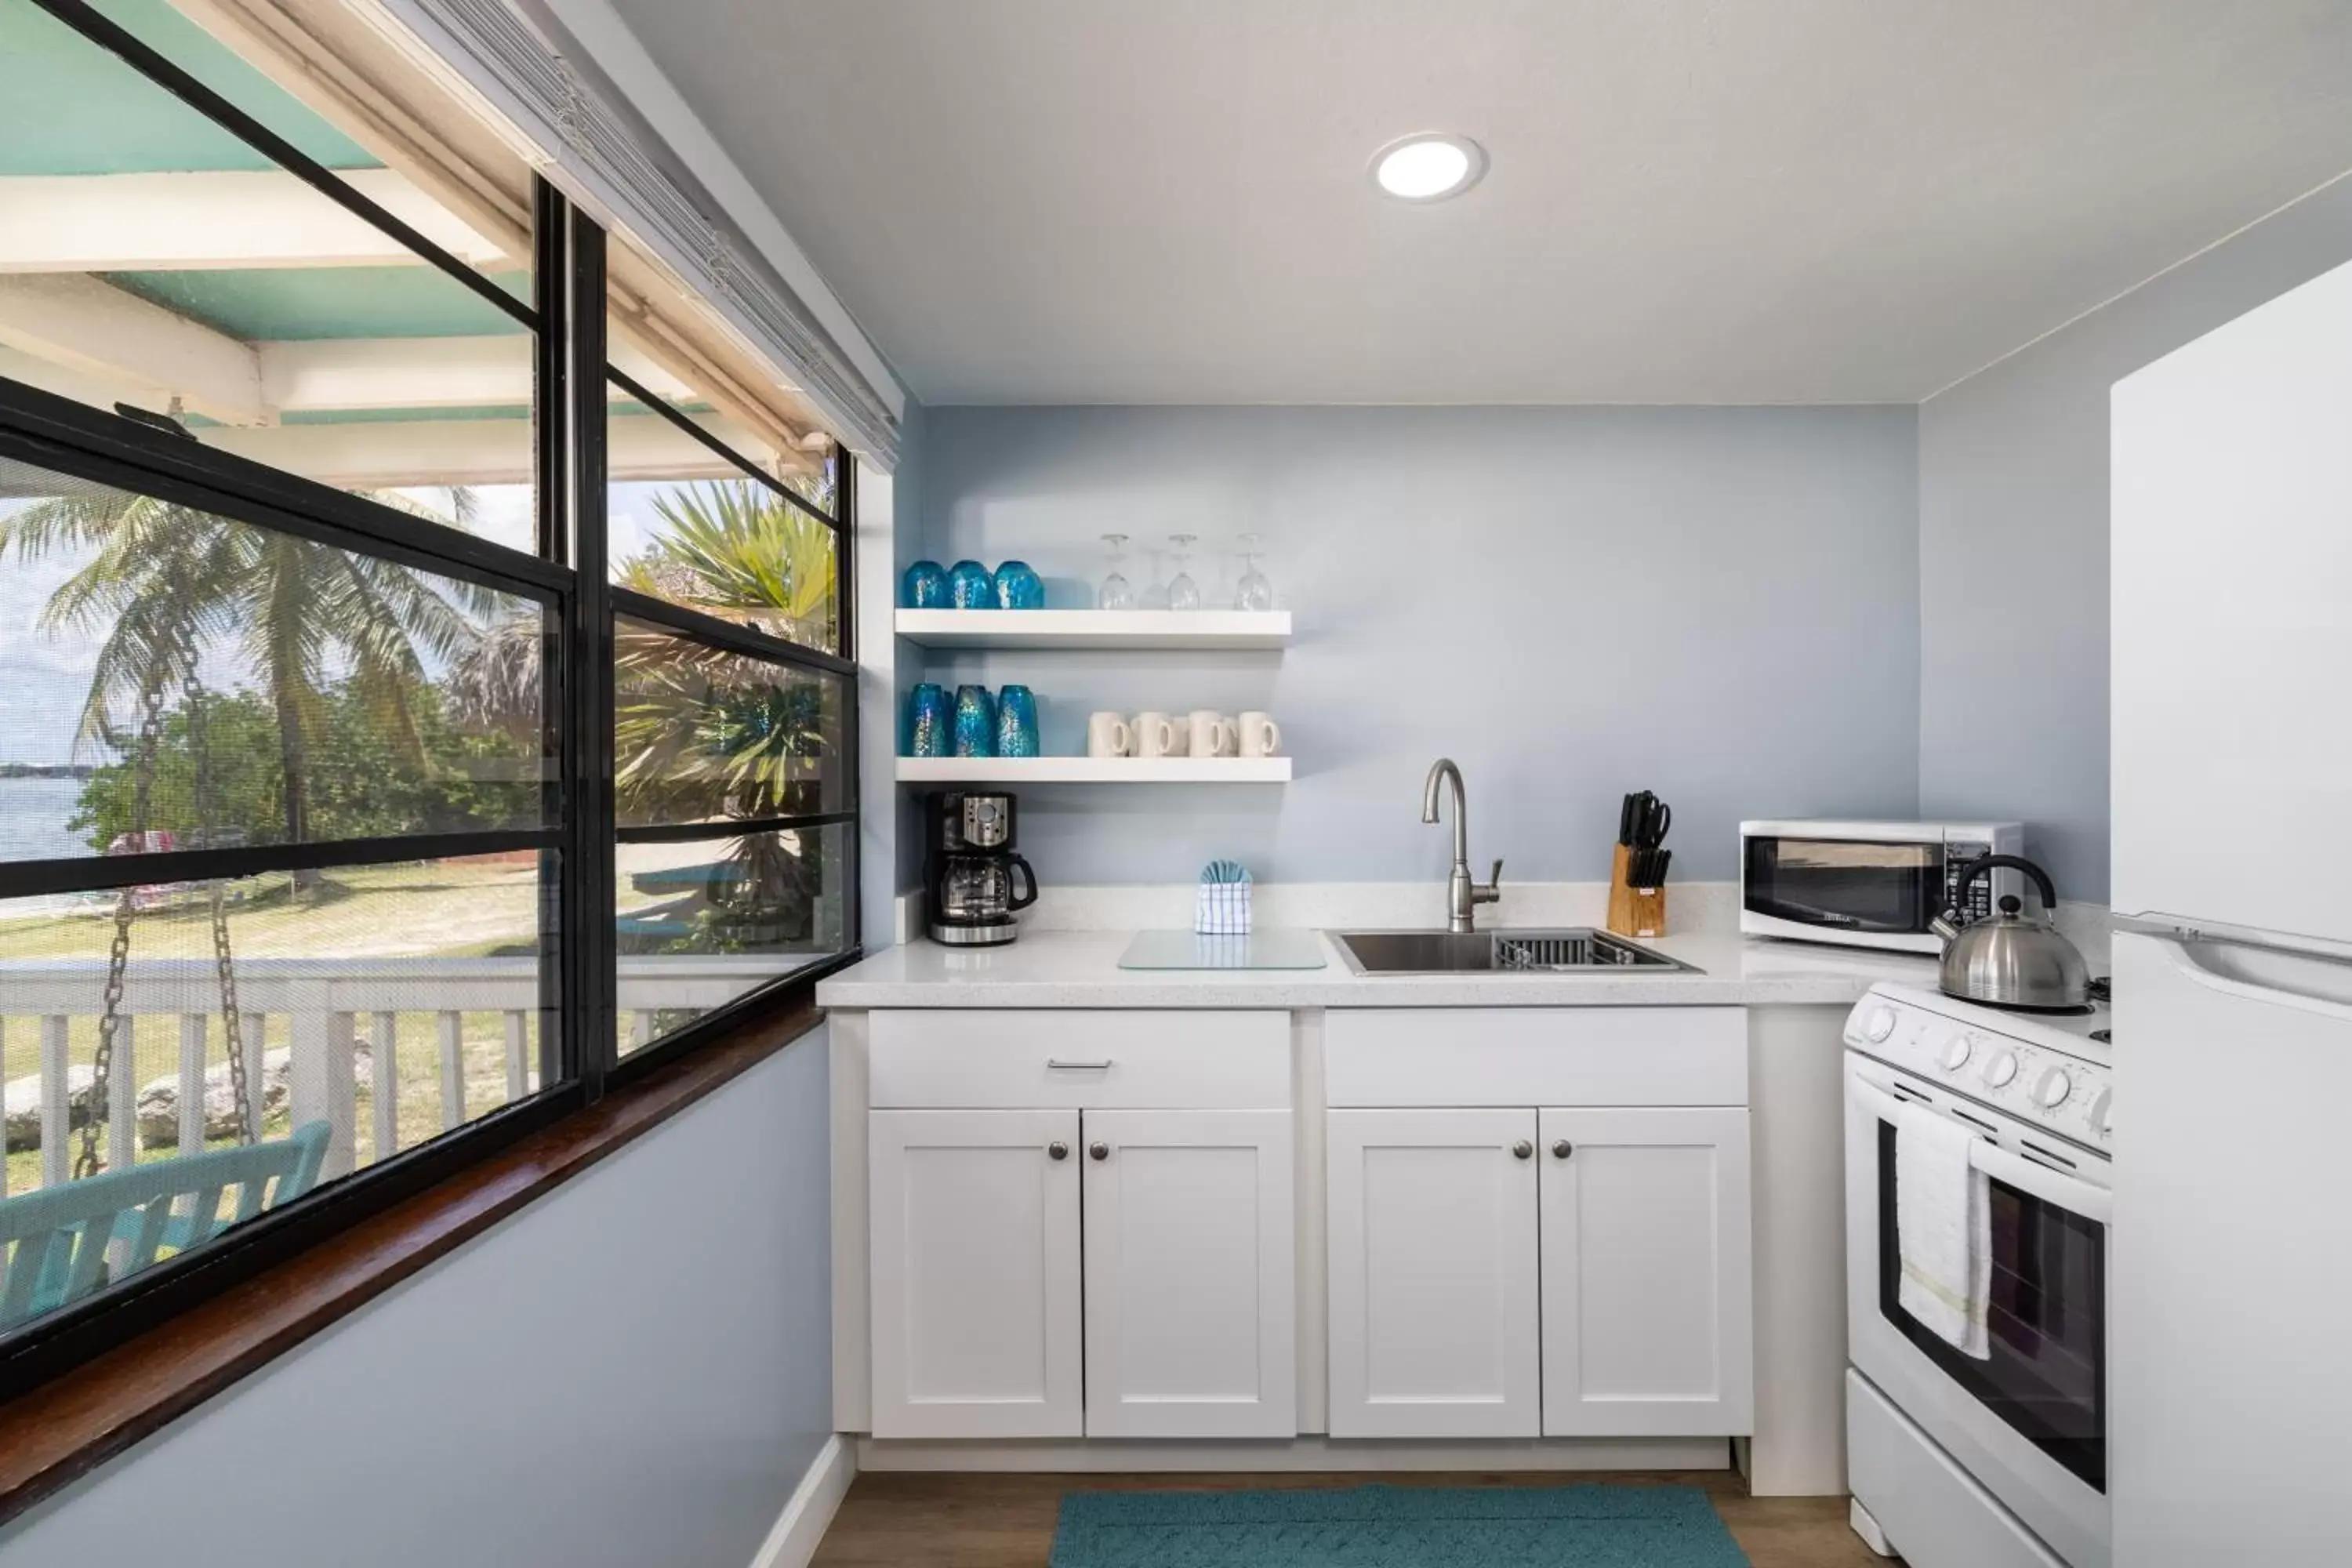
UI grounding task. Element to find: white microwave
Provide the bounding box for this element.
[1740,819,2024,953]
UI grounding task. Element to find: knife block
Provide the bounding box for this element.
[1606,843,1668,939]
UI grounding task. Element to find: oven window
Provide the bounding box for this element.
[1877,1122,2107,1490]
[1746,837,1941,934]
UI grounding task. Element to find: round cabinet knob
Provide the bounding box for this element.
[1980,1049,2020,1089]
[2089,1087,2114,1137]
[1088,1141,1110,1161]
[2033,1067,2073,1109]
[1863,1006,1897,1044]
[1552,1139,1573,1160]
[1512,1140,1534,1160]
[1047,1142,1069,1161]
[1939,1033,1973,1072]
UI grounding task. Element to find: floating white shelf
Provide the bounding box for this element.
[895,608,1290,651]
[895,757,1291,785]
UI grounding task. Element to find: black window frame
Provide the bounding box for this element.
[0,0,861,1401]
[599,350,860,1080]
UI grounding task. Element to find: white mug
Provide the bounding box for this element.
[1134,711,1181,758]
[1188,709,1236,759]
[1085,711,1132,758]
[1237,711,1282,758]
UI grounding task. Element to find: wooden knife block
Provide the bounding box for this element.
[1606,842,1668,939]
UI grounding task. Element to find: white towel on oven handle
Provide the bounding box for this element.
[1895,1098,1992,1359]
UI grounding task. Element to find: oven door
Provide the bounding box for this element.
[1743,833,1945,952]
[1846,1058,2111,1568]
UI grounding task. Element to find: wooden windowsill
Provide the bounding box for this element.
[0,999,824,1524]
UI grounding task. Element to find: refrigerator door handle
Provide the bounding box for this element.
[2129,928,2352,1024]
[2115,912,2352,967]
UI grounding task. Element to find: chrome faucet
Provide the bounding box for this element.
[1422,757,1504,934]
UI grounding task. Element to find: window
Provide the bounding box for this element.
[0,0,860,1390]
[604,289,858,1058]
[0,0,539,551]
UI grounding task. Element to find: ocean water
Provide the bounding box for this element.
[0,775,94,913]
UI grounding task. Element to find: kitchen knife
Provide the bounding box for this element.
[1618,793,1639,848]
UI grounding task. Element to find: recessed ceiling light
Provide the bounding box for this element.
[1370,132,1486,202]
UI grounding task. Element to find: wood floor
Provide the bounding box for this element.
[809,1469,1886,1567]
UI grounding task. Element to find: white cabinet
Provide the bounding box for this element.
[868,1109,1083,1438]
[1327,1102,1754,1441]
[1080,1109,1296,1437]
[1326,1109,1542,1437]
[864,1013,1295,1441]
[1539,1106,1754,1436]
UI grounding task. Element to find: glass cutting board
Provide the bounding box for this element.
[1116,928,1330,970]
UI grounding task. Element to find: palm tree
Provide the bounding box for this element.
[615,479,837,650]
[0,488,492,860]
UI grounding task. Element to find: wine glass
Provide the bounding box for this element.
[1098,533,1134,609]
[1167,533,1201,611]
[1234,533,1273,612]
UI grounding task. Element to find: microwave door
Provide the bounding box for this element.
[1746,838,1942,935]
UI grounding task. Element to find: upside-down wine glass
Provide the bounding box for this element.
[1167,533,1201,611]
[1098,533,1134,609]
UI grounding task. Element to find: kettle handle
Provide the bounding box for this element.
[1006,854,1040,912]
[1954,853,2057,915]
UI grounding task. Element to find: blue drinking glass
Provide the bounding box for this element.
[905,682,950,757]
[996,684,1041,757]
[946,560,996,609]
[902,560,949,608]
[953,684,996,757]
[994,561,1045,610]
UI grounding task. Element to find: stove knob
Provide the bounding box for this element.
[1980,1048,2019,1089]
[2033,1065,2073,1109]
[1938,1033,1973,1072]
[2089,1087,2114,1137]
[1862,1006,1897,1043]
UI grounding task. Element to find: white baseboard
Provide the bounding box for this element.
[748,1434,857,1568]
[855,1435,1730,1472]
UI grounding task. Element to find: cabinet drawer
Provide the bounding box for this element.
[869,1010,1290,1109]
[1326,1007,1746,1107]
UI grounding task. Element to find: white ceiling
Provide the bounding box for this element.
[608,0,2352,405]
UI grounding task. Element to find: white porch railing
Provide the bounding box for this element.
[1,954,822,1196]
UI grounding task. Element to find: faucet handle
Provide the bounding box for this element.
[1474,858,1504,905]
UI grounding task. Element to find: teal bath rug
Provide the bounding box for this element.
[1049,1483,1751,1566]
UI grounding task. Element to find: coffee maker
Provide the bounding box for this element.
[925,791,1039,946]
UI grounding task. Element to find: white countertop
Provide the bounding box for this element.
[815,927,1935,1010]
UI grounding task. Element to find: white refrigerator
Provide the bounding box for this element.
[2111,252,2352,1566]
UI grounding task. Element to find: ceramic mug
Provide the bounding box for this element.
[1134,711,1181,758]
[1237,711,1282,758]
[1188,709,1236,759]
[1086,711,1133,758]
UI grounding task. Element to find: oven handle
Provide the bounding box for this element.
[1849,1075,2112,1225]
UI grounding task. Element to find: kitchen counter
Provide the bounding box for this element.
[815,927,1933,1010]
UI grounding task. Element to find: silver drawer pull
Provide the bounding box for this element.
[1046,1058,1113,1070]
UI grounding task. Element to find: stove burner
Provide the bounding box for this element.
[2085,975,2113,1004]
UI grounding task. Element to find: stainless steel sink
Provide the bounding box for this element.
[1331,927,1694,976]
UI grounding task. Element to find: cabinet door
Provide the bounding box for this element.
[1539,1106,1754,1436]
[1081,1109,1296,1438]
[1326,1108,1540,1438]
[869,1109,1082,1438]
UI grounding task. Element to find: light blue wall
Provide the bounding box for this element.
[914,405,1920,887]
[0,1031,834,1568]
[1918,176,2352,904]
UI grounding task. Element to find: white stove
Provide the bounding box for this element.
[1845,983,2112,1154]
[1842,982,2114,1568]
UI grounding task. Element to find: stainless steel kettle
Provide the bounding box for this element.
[1929,854,2091,1011]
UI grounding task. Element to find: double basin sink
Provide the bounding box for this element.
[1332,927,1693,976]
